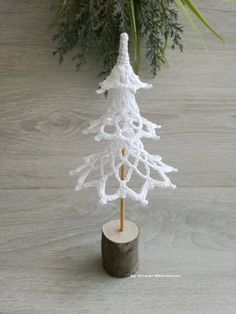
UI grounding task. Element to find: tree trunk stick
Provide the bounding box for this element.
[120,148,126,232]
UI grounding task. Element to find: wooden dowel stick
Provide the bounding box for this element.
[120,198,125,232]
[120,148,126,232]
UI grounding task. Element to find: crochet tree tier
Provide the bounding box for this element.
[70,33,177,277]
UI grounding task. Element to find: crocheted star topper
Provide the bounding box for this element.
[70,32,177,208]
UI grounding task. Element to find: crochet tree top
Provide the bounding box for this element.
[97,33,151,94]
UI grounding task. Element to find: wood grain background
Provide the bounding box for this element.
[0,1,236,313]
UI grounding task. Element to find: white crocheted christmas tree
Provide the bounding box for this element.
[70,33,177,208]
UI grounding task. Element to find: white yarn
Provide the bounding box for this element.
[70,32,177,205]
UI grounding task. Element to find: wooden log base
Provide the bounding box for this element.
[101,220,139,278]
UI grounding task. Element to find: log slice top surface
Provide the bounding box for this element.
[102,219,139,244]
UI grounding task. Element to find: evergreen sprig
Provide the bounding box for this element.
[140,0,183,76]
[50,0,223,76]
[52,0,130,75]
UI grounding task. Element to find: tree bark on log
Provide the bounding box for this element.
[101,220,139,278]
